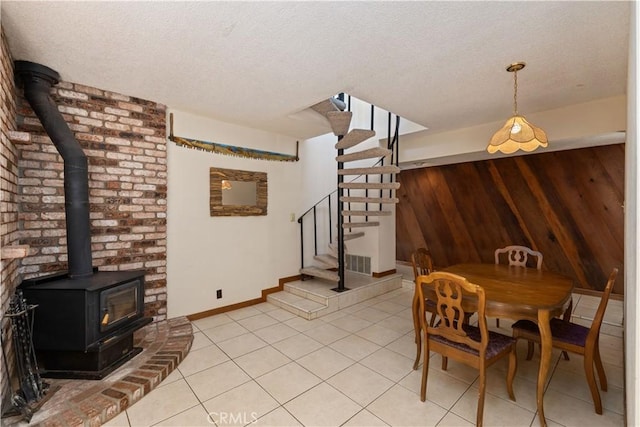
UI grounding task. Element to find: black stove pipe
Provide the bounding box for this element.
[15,61,93,278]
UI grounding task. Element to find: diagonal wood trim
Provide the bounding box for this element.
[487,161,538,251]
[514,157,591,289]
[396,144,624,295]
[427,165,481,262]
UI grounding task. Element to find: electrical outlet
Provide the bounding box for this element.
[290,213,295,222]
[216,289,222,299]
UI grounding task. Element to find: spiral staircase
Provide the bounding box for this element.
[266,96,404,319]
[298,98,400,285]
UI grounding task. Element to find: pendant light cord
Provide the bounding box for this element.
[513,70,518,115]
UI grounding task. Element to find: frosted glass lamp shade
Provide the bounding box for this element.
[487,115,548,154]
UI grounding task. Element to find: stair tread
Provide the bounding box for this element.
[340,182,400,190]
[327,111,352,136]
[300,267,340,282]
[336,147,391,162]
[343,222,380,228]
[330,231,365,242]
[342,210,392,216]
[314,254,338,268]
[335,129,376,150]
[267,291,327,311]
[338,165,401,175]
[310,98,342,116]
[344,231,365,240]
[341,196,399,204]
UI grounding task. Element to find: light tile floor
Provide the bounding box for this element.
[104,286,624,427]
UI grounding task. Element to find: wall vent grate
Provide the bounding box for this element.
[345,254,371,274]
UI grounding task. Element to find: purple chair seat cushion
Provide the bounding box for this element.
[429,324,515,359]
[512,318,589,347]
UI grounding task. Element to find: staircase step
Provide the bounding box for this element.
[267,291,328,319]
[330,231,365,243]
[339,182,401,190]
[335,129,376,150]
[341,196,399,204]
[342,210,392,216]
[344,231,365,241]
[338,165,401,175]
[314,253,338,268]
[267,274,404,320]
[326,111,352,136]
[310,98,343,116]
[343,222,380,228]
[336,147,391,163]
[300,267,340,282]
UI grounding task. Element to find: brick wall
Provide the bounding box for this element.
[15,74,168,320]
[1,27,20,402]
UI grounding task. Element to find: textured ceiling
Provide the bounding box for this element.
[1,1,630,140]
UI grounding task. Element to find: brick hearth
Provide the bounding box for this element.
[2,317,193,427]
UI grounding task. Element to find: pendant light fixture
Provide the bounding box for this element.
[487,62,548,154]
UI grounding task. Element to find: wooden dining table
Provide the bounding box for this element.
[414,263,574,427]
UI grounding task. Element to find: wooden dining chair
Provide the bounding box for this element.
[417,272,517,427]
[412,249,476,370]
[511,268,618,415]
[411,248,436,370]
[494,245,543,328]
[494,245,543,269]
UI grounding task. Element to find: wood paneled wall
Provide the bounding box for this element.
[396,144,625,295]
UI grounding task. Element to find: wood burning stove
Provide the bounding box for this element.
[20,270,151,379]
[14,60,152,380]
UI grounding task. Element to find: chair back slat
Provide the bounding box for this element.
[495,245,543,269]
[417,272,486,354]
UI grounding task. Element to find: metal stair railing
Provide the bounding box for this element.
[297,101,402,291]
[336,135,346,291]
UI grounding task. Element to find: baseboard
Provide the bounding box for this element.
[573,286,624,301]
[372,269,396,278]
[186,274,302,321]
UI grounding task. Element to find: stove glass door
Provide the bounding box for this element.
[100,280,140,331]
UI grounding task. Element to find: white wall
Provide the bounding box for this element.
[166,110,302,318]
[399,95,627,167]
[624,2,638,425]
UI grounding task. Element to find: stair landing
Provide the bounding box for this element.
[267,271,402,320]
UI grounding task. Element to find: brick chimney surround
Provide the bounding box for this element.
[15,80,168,320]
